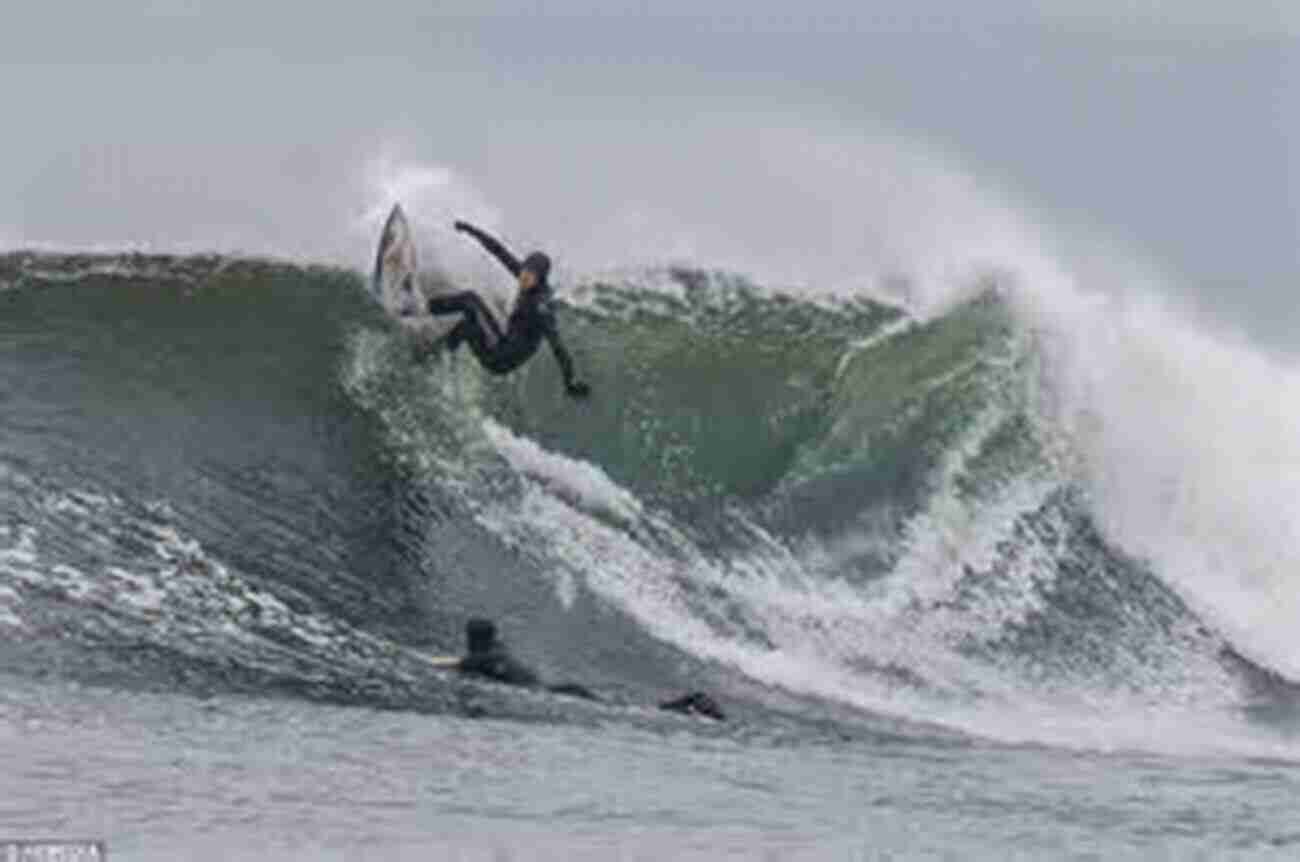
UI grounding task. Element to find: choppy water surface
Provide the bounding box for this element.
[6,676,1300,860]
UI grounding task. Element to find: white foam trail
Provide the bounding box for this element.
[474,458,1279,758]
[483,420,643,527]
[834,316,918,380]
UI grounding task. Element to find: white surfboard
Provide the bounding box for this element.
[393,643,461,669]
[369,204,458,339]
[371,204,420,314]
[371,204,519,357]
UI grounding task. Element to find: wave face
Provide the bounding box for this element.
[0,252,1294,750]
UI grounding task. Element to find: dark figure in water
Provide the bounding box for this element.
[429,221,591,399]
[454,618,725,720]
[658,690,727,721]
[457,617,542,687]
[456,618,598,701]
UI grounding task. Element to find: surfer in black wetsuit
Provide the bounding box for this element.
[451,617,725,718]
[457,618,541,687]
[428,221,591,399]
[455,618,598,701]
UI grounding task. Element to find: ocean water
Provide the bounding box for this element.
[2,252,1300,859]
[7,675,1300,861]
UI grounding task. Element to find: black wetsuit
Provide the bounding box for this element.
[457,648,540,687]
[456,645,598,701]
[430,224,582,392]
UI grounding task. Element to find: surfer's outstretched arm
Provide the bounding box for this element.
[541,308,590,399]
[454,221,521,277]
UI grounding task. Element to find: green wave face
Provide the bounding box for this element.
[484,272,1028,539]
[495,270,908,507]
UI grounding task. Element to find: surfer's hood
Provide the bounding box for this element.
[521,252,552,282]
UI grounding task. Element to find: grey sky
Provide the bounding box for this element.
[3,3,1296,346]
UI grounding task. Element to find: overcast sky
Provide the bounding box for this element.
[3,3,1296,346]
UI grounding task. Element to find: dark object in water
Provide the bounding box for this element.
[658,691,726,721]
[455,619,716,715]
[457,619,598,700]
[456,618,540,687]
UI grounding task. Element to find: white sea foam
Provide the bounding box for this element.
[483,420,643,527]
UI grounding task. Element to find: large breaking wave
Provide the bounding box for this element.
[0,231,1298,756]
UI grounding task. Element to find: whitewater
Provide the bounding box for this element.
[3,131,1300,858]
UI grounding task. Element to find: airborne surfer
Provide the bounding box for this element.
[428,221,591,399]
